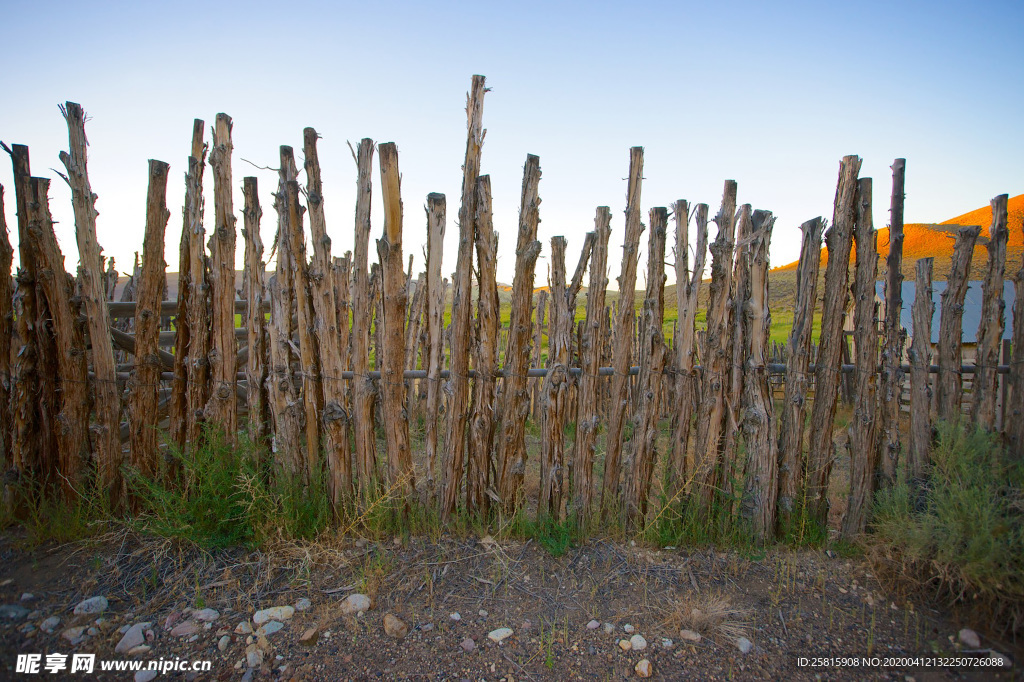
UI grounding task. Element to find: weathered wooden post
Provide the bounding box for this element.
[877,159,906,487]
[26,177,89,499]
[908,258,934,480]
[842,178,880,539]
[935,224,981,424]
[571,208,611,522]
[350,139,378,495]
[539,237,570,518]
[972,195,1009,430]
[424,193,446,494]
[205,114,238,441]
[469,176,498,514]
[333,253,353,477]
[532,290,548,420]
[184,137,210,448]
[668,201,709,498]
[806,155,860,527]
[1006,221,1024,458]
[0,187,11,479]
[624,207,668,528]
[242,177,268,444]
[129,160,171,480]
[740,209,777,541]
[776,216,823,531]
[58,104,123,504]
[601,147,644,513]
[377,142,415,503]
[496,154,543,510]
[441,75,486,518]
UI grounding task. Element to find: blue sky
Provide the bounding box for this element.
[1,0,1021,287]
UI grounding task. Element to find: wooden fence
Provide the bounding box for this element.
[2,76,1022,541]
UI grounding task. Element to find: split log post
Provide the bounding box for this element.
[539,236,570,518]
[571,208,611,522]
[776,217,824,531]
[532,290,548,419]
[908,258,934,481]
[350,139,378,495]
[468,176,498,514]
[242,177,268,444]
[184,137,210,448]
[1006,219,1024,458]
[26,177,90,499]
[877,159,906,486]
[441,75,486,518]
[205,114,237,440]
[495,154,543,509]
[377,142,414,503]
[668,201,709,498]
[333,253,353,484]
[0,187,11,477]
[692,180,738,516]
[424,193,446,494]
[128,160,171,480]
[971,195,1009,429]
[740,209,777,541]
[623,207,668,528]
[841,178,880,539]
[806,155,861,527]
[405,274,425,371]
[601,147,645,513]
[59,104,123,503]
[169,120,204,452]
[304,128,352,507]
[935,224,981,424]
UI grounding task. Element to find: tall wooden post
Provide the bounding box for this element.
[601,147,644,512]
[441,75,486,518]
[59,104,123,504]
[377,142,414,502]
[184,138,210,448]
[972,195,1009,429]
[806,155,861,526]
[908,258,934,480]
[877,159,906,486]
[206,114,237,441]
[424,193,446,494]
[129,160,171,480]
[1006,219,1024,458]
[842,179,880,539]
[532,290,548,420]
[571,207,611,522]
[539,237,570,518]
[624,207,668,528]
[668,201,709,498]
[777,216,824,530]
[333,253,353,478]
[469,176,498,515]
[242,177,268,443]
[495,155,543,509]
[0,187,12,479]
[935,224,981,424]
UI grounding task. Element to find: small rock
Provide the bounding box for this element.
[170,620,200,637]
[450,612,462,621]
[163,611,182,630]
[384,613,409,639]
[630,634,648,651]
[145,629,155,641]
[0,604,30,621]
[73,596,108,616]
[603,623,615,634]
[958,628,980,648]
[62,626,87,644]
[187,634,199,642]
[989,651,1012,668]
[354,538,368,548]
[118,624,131,635]
[203,622,213,631]
[478,609,488,617]
[127,645,151,656]
[618,639,632,651]
[135,671,158,682]
[257,621,285,637]
[460,636,476,652]
[635,659,653,678]
[20,593,34,602]
[420,623,434,632]
[587,619,600,630]
[623,624,635,634]
[252,605,294,625]
[240,670,254,682]
[234,620,253,635]
[218,635,231,651]
[294,598,311,612]
[86,627,99,636]
[736,636,753,654]
[245,645,263,668]
[679,629,702,643]
[488,627,513,643]
[115,622,152,654]
[193,608,220,622]
[40,616,60,633]
[340,594,372,616]
[298,626,319,647]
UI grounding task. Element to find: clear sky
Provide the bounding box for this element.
[1,0,1021,289]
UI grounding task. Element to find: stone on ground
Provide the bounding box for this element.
[736,636,753,654]
[340,594,372,616]
[487,627,513,643]
[958,628,980,648]
[679,629,702,642]
[115,622,152,654]
[630,634,647,651]
[587,619,600,629]
[635,659,653,677]
[384,613,409,639]
[73,596,108,616]
[252,605,294,625]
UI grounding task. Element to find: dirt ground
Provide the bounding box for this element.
[0,530,1019,682]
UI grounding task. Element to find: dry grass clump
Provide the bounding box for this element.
[659,590,751,640]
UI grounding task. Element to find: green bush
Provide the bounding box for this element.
[869,421,1024,633]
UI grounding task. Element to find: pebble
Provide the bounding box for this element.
[294,597,311,612]
[62,626,87,645]
[257,621,285,637]
[661,638,674,649]
[245,645,263,668]
[127,645,151,656]
[384,614,409,639]
[135,671,158,682]
[118,624,131,635]
[170,621,200,637]
[218,635,231,651]
[679,629,702,643]
[479,609,488,617]
[40,616,60,633]
[20,593,34,602]
[737,636,753,654]
[420,623,434,632]
[487,627,513,643]
[187,634,199,643]
[340,594,372,616]
[623,624,635,633]
[73,596,108,616]
[252,605,294,625]
[958,628,980,648]
[193,608,220,622]
[461,637,476,652]
[298,626,319,646]
[587,619,600,630]
[630,634,648,651]
[240,670,254,682]
[0,604,30,621]
[603,623,615,634]
[163,611,182,630]
[618,639,632,651]
[115,622,152,654]
[27,610,40,620]
[635,659,653,678]
[450,612,461,621]
[234,621,253,635]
